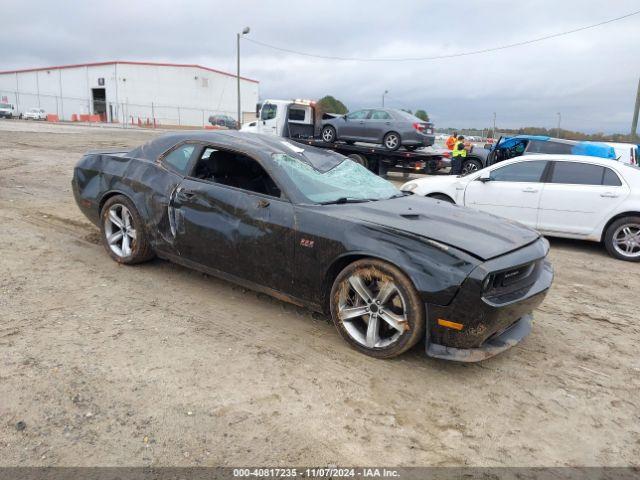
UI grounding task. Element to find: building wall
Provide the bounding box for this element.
[0,62,259,125]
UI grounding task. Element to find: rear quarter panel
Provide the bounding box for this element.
[73,153,180,248]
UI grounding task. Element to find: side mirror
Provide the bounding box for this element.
[478,171,491,183]
[255,102,262,116]
[343,115,348,121]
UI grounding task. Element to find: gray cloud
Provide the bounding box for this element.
[1,0,638,132]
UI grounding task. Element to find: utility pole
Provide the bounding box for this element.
[382,90,388,108]
[492,112,496,139]
[556,112,561,138]
[631,77,640,139]
[237,26,250,128]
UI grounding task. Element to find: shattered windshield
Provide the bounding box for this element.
[272,153,400,204]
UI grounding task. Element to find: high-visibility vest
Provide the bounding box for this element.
[452,141,467,157]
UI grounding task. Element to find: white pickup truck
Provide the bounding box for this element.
[0,102,18,119]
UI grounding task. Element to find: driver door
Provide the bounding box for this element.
[463,160,549,228]
[260,103,279,135]
[169,145,295,293]
[341,110,370,139]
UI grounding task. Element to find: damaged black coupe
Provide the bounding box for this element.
[73,131,553,361]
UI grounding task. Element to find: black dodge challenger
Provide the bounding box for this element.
[72,130,553,361]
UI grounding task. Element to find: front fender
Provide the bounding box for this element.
[335,223,479,306]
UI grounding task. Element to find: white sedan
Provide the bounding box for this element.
[401,154,640,261]
[23,108,47,120]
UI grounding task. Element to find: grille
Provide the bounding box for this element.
[483,260,542,304]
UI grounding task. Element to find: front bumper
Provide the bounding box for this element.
[425,238,553,362]
[427,314,532,362]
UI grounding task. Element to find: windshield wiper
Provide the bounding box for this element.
[318,197,373,205]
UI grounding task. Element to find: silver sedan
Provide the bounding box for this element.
[320,108,435,151]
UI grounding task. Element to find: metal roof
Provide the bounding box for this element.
[0,60,259,84]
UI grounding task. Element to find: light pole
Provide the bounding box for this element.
[556,112,561,138]
[492,112,496,139]
[382,90,388,107]
[237,26,250,128]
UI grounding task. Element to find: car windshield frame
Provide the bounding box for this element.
[271,153,401,205]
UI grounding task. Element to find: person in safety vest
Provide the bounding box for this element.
[450,135,467,175]
[445,131,458,151]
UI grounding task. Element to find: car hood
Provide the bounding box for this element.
[327,195,540,261]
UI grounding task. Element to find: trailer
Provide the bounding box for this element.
[241,99,447,177]
[293,138,446,176]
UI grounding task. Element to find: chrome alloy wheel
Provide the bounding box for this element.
[337,272,409,348]
[462,161,479,174]
[322,127,335,142]
[384,133,399,149]
[104,204,137,258]
[612,223,640,259]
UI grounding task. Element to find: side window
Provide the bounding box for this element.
[288,108,306,121]
[550,161,605,186]
[191,146,282,198]
[603,168,622,186]
[526,140,573,155]
[489,160,548,182]
[261,103,277,121]
[163,144,196,175]
[370,110,391,120]
[346,110,370,120]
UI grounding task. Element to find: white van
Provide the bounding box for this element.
[601,142,638,166]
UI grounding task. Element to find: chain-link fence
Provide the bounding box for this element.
[0,90,255,128]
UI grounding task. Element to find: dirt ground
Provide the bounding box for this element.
[0,120,638,467]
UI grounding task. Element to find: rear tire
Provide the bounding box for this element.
[461,158,482,174]
[383,132,401,151]
[604,216,640,262]
[100,195,155,265]
[321,125,336,143]
[330,258,425,359]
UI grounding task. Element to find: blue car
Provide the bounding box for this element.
[459,135,617,174]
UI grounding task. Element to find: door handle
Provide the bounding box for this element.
[359,121,365,124]
[600,192,619,198]
[257,199,270,208]
[385,121,391,125]
[522,187,539,193]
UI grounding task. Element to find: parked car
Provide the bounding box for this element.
[72,130,552,361]
[208,114,238,129]
[598,142,638,166]
[0,102,16,118]
[320,108,435,151]
[457,135,617,175]
[23,108,47,120]
[401,154,640,261]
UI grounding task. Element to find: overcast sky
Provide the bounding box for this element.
[1,0,638,133]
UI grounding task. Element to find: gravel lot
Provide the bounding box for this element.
[0,120,639,467]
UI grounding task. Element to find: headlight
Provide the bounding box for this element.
[403,183,418,192]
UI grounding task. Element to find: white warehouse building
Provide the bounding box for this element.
[0,60,260,126]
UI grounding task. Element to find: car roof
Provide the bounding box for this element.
[501,154,621,167]
[130,130,346,172]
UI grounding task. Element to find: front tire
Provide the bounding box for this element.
[383,132,401,151]
[330,259,425,359]
[100,195,154,264]
[321,125,336,143]
[604,216,640,262]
